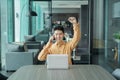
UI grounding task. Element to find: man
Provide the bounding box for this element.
[38,17,81,65]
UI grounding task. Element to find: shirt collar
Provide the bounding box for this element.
[55,40,65,46]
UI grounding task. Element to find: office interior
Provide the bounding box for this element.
[0,0,120,79]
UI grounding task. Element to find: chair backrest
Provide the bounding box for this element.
[112,68,120,80]
[24,35,35,41]
[35,34,49,43]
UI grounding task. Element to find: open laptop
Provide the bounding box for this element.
[46,54,69,69]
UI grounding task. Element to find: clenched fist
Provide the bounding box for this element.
[68,17,78,25]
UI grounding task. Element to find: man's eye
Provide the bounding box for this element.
[60,33,63,35]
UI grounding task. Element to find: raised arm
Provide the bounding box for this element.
[68,17,81,50]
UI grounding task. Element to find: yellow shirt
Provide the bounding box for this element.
[38,23,81,64]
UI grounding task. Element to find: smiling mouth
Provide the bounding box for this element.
[56,38,62,40]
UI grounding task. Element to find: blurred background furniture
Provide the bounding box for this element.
[5,40,45,71]
[24,41,45,64]
[35,34,49,43]
[23,32,50,64]
[5,52,33,71]
[112,68,120,80]
[5,43,33,71]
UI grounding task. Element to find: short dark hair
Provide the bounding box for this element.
[54,26,64,33]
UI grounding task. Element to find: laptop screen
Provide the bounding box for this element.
[47,54,69,69]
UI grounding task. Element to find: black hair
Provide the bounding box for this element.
[54,26,64,33]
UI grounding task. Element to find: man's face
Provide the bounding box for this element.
[54,30,64,41]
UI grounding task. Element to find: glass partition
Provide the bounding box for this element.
[104,0,120,69]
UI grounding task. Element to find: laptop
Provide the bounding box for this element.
[46,54,69,69]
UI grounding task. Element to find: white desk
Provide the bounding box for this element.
[8,65,116,80]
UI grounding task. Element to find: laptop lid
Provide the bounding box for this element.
[47,54,69,69]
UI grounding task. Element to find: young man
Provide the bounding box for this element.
[38,17,81,65]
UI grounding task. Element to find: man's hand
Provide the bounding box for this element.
[49,35,55,42]
[68,17,78,25]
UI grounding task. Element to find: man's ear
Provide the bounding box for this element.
[53,34,55,40]
[63,33,66,40]
[63,33,65,37]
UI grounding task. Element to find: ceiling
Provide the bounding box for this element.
[52,1,88,8]
[34,0,88,8]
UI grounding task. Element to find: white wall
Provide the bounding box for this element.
[14,0,20,42]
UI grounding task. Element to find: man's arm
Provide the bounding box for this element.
[68,17,81,50]
[69,23,81,49]
[38,39,53,61]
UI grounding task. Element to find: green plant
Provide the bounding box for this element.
[113,32,120,40]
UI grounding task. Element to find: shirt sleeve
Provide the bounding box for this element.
[69,23,81,50]
[38,41,52,61]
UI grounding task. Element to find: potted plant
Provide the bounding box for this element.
[113,32,120,43]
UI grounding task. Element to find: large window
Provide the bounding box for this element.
[19,0,29,41]
[1,0,52,42]
[0,0,1,69]
[31,1,52,35]
[7,0,14,42]
[92,0,120,72]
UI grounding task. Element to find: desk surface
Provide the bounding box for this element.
[8,65,116,80]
